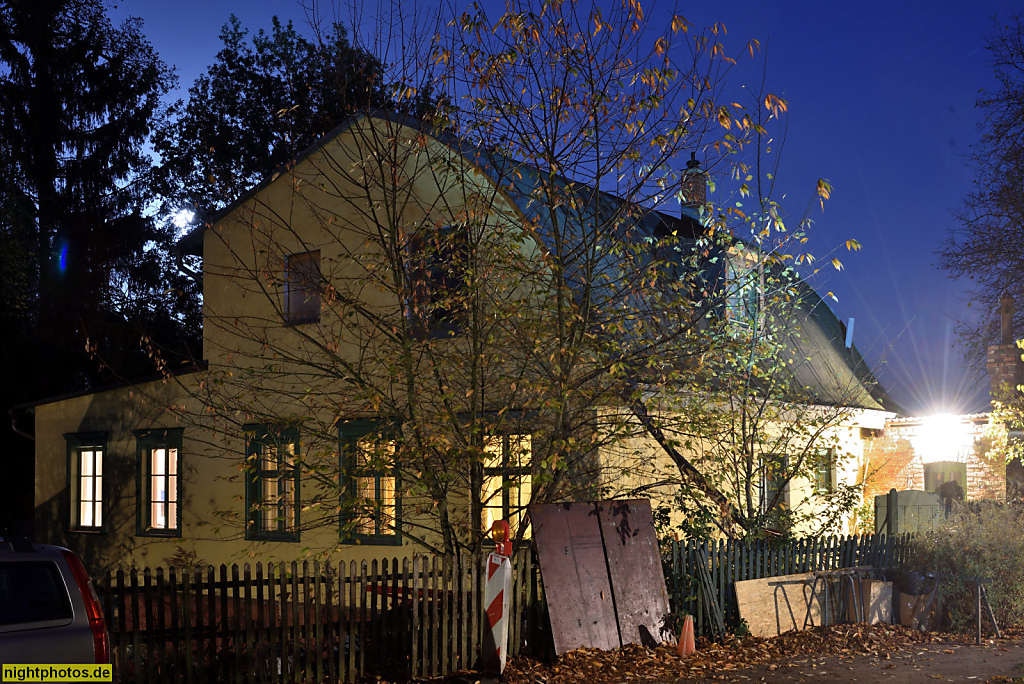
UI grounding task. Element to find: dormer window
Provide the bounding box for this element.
[285,250,321,325]
[407,226,469,337]
[725,258,763,329]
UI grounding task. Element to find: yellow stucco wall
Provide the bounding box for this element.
[33,374,449,574]
[595,406,891,538]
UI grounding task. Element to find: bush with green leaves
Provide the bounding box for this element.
[910,502,1024,631]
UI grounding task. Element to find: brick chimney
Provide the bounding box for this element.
[680,152,707,217]
[986,294,1023,403]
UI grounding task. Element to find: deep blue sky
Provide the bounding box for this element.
[111,0,1021,415]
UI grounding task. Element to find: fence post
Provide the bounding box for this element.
[887,488,899,538]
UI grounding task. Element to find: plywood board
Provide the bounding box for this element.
[845,580,893,625]
[597,500,671,647]
[734,573,829,637]
[529,502,620,654]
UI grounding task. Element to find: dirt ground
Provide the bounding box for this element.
[494,625,1024,684]
[673,638,1024,683]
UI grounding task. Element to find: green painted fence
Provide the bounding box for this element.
[663,533,913,637]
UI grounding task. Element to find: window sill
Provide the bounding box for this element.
[342,535,402,546]
[284,317,320,326]
[246,532,301,543]
[138,529,182,539]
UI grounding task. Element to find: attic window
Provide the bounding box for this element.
[407,226,469,337]
[285,250,321,325]
[726,259,762,327]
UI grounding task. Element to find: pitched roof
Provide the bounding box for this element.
[177,110,893,413]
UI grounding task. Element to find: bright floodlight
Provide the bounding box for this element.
[911,413,976,464]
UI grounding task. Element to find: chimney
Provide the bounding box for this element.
[987,294,1023,403]
[680,153,707,217]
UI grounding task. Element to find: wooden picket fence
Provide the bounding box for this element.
[96,550,541,684]
[94,533,913,683]
[664,533,913,637]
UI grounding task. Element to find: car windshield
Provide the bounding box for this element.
[0,561,73,626]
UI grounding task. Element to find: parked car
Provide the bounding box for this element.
[0,537,110,665]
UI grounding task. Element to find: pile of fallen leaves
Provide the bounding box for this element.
[501,624,966,684]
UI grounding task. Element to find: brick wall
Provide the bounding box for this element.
[987,344,1023,401]
[863,417,1005,502]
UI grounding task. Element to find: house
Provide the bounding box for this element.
[25,112,898,572]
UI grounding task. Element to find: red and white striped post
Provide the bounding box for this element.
[482,520,514,674]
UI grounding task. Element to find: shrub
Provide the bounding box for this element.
[909,502,1024,631]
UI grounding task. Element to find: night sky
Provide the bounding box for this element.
[111,0,1021,416]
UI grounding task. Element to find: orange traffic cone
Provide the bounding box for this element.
[677,614,696,657]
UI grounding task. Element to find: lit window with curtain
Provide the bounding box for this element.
[65,433,106,531]
[481,433,532,538]
[340,420,400,544]
[245,426,300,541]
[136,429,183,536]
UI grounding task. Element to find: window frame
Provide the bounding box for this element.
[65,432,107,533]
[135,428,183,538]
[480,432,533,539]
[284,250,322,325]
[813,447,837,495]
[244,426,301,542]
[761,453,789,514]
[407,225,469,338]
[725,257,764,329]
[339,420,402,545]
[924,461,968,494]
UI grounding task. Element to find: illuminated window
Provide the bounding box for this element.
[136,429,182,536]
[285,250,321,324]
[482,434,532,538]
[245,427,300,541]
[340,421,400,544]
[65,433,106,531]
[407,226,468,337]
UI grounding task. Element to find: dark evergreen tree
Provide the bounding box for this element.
[0,0,191,531]
[153,16,390,221]
[0,0,198,391]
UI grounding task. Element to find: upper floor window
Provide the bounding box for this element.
[407,226,469,337]
[339,420,400,544]
[481,433,532,538]
[65,432,106,531]
[725,258,762,328]
[285,250,321,324]
[136,429,183,537]
[813,447,836,494]
[245,426,300,541]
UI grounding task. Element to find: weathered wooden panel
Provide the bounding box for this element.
[597,500,671,646]
[845,579,893,624]
[734,573,827,637]
[529,502,620,654]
